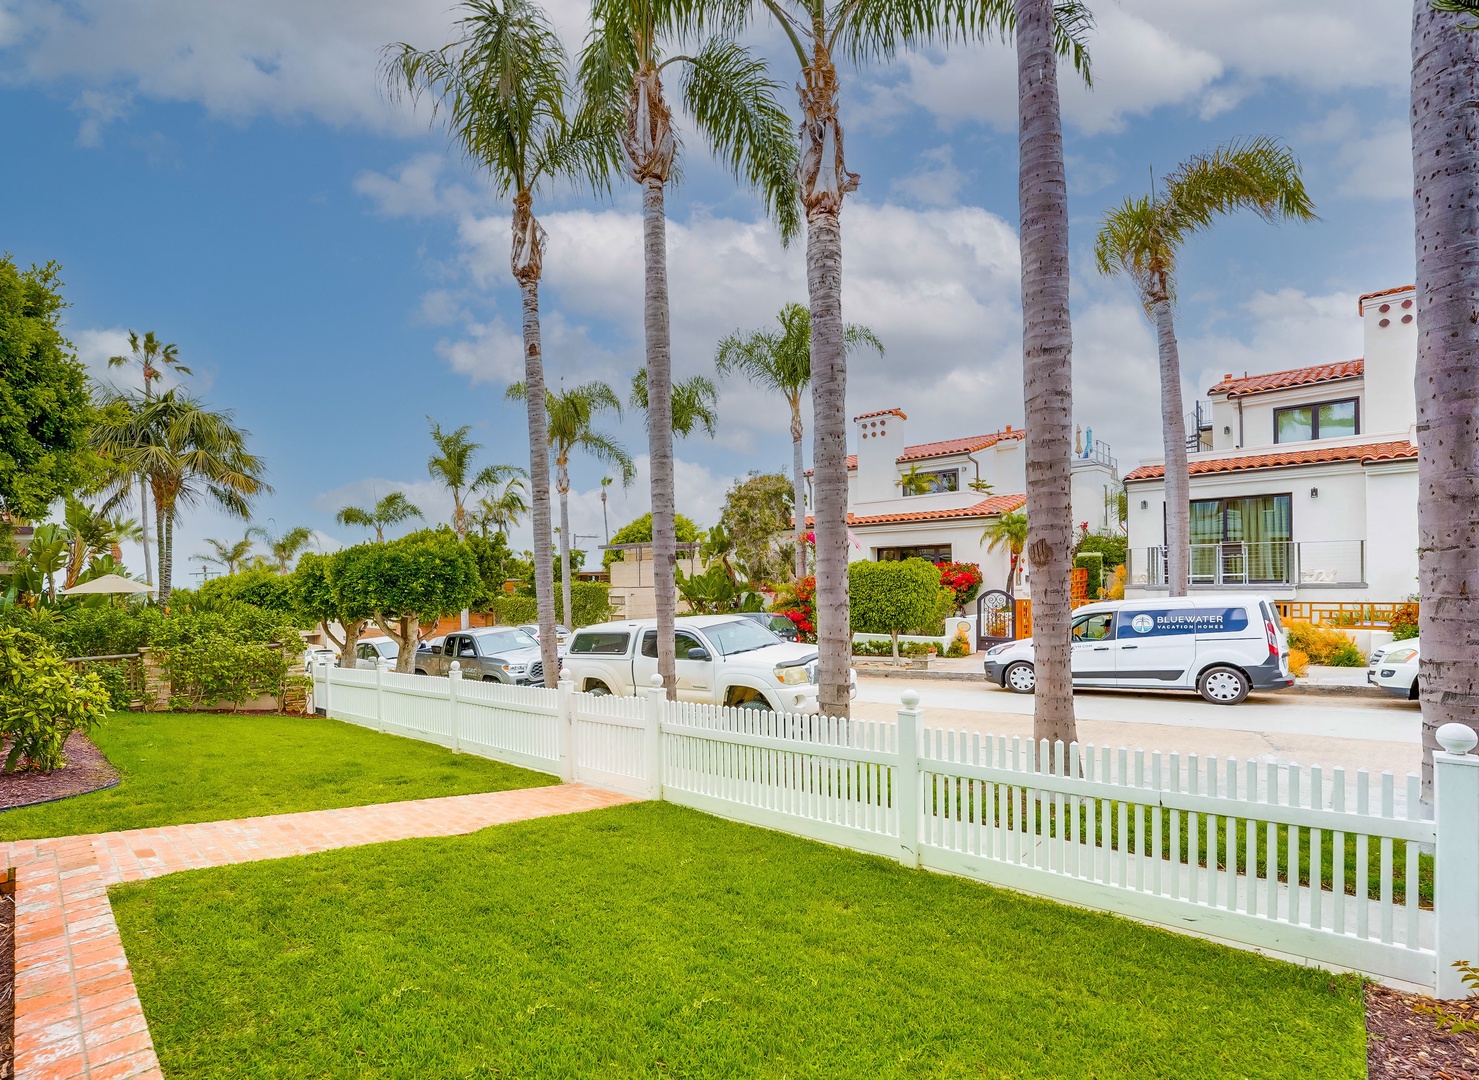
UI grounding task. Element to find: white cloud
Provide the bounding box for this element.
[69,326,208,395]
[1298,109,1414,202]
[890,146,970,206]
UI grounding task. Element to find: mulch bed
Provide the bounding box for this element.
[1367,982,1479,1079]
[0,732,120,812]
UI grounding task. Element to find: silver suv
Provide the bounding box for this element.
[415,626,546,684]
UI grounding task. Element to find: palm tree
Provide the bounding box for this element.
[1412,0,1479,798]
[696,0,1088,718]
[716,303,881,582]
[471,477,529,538]
[425,420,526,540]
[192,533,256,576]
[385,6,610,685]
[1094,138,1314,597]
[580,7,798,698]
[982,511,1028,593]
[247,525,315,573]
[335,492,423,543]
[107,331,191,587]
[59,497,129,590]
[1014,0,1093,748]
[600,476,613,544]
[92,390,269,607]
[507,380,635,627]
[629,370,720,439]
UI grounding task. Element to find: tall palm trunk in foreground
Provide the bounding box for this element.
[1015,0,1077,748]
[1412,1,1479,796]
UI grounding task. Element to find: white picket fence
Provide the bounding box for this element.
[312,661,1479,998]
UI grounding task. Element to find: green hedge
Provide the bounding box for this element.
[488,582,611,629]
[159,639,291,710]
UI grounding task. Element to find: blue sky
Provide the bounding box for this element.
[0,0,1412,579]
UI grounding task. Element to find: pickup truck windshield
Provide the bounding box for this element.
[475,629,538,652]
[706,619,781,656]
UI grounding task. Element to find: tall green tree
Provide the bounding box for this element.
[425,420,525,540]
[507,380,634,628]
[981,510,1028,592]
[580,7,797,697]
[193,534,256,577]
[716,303,880,581]
[0,258,93,523]
[335,492,423,543]
[1094,138,1314,598]
[717,471,795,585]
[470,477,529,538]
[385,0,613,687]
[697,0,1089,717]
[92,390,269,608]
[107,331,191,587]
[629,369,719,439]
[1412,0,1479,799]
[1014,0,1092,747]
[247,524,315,573]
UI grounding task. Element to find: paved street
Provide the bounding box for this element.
[853,676,1422,786]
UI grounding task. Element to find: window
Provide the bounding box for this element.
[643,629,710,658]
[876,545,953,564]
[901,468,960,496]
[1187,493,1292,583]
[569,631,630,655]
[705,620,779,655]
[472,629,538,654]
[1072,612,1114,641]
[1274,399,1358,442]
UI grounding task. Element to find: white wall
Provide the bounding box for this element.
[1362,287,1418,437]
[1363,461,1419,600]
[855,411,906,502]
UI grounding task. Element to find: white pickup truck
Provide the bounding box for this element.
[560,615,855,714]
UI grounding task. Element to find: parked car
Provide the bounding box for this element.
[416,626,547,684]
[517,623,570,650]
[353,638,400,669]
[560,615,855,714]
[731,611,801,642]
[1368,639,1420,699]
[303,645,338,673]
[982,594,1292,705]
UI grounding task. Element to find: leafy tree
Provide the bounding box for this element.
[465,531,517,604]
[580,0,797,701]
[0,626,109,771]
[107,330,191,586]
[385,0,612,687]
[425,420,525,539]
[367,531,483,671]
[193,533,255,576]
[849,559,941,663]
[718,471,794,585]
[194,567,302,621]
[60,496,135,589]
[675,563,763,614]
[1094,137,1314,597]
[247,524,315,573]
[981,510,1028,593]
[292,549,378,668]
[0,258,93,521]
[335,492,423,543]
[604,511,700,567]
[92,390,269,608]
[716,303,881,581]
[507,379,634,637]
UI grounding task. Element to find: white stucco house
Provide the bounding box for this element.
[808,408,1120,596]
[1123,284,1418,612]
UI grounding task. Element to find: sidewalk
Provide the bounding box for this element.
[2,783,633,1080]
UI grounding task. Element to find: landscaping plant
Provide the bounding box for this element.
[848,559,941,664]
[0,626,110,772]
[937,561,983,612]
[1284,623,1364,667]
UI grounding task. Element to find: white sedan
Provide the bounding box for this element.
[1368,640,1419,699]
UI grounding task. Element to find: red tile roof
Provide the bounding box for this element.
[804,493,1027,527]
[1358,284,1415,315]
[854,408,907,421]
[895,428,1025,463]
[1209,360,1363,398]
[1123,440,1416,483]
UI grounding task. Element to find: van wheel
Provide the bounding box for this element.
[1198,666,1250,705]
[1003,662,1036,694]
[586,681,612,696]
[1409,679,1420,701]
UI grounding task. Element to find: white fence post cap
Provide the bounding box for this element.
[449,660,461,676]
[559,666,572,682]
[901,689,920,709]
[649,673,664,688]
[1436,722,1478,756]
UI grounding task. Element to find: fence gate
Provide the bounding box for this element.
[975,589,1015,650]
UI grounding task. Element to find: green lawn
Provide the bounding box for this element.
[113,802,1366,1079]
[0,711,555,840]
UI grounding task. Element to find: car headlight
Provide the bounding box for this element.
[985,643,1013,656]
[1384,648,1418,665]
[776,665,809,685]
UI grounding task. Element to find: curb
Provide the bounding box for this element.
[857,667,1391,698]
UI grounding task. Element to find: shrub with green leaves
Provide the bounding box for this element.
[489,595,539,626]
[0,626,110,771]
[159,639,290,711]
[192,569,304,621]
[1285,622,1365,667]
[849,559,942,661]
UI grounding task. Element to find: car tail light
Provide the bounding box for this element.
[1265,620,1279,658]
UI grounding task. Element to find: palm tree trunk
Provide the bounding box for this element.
[1153,298,1191,597]
[1412,2,1479,799]
[138,476,154,586]
[642,176,680,699]
[559,471,572,635]
[513,193,559,688]
[808,210,851,718]
[791,404,807,582]
[1016,0,1077,749]
[159,507,174,609]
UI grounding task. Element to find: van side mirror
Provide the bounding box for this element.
[687,646,711,661]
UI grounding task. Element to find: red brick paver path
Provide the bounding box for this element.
[1,784,633,1079]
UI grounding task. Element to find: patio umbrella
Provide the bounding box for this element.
[61,574,154,596]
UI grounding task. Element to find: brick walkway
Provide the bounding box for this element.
[1,784,633,1080]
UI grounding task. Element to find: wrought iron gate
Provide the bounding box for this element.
[975,589,1015,650]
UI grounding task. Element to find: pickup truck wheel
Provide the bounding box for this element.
[737,700,771,713]
[1003,661,1036,694]
[1409,679,1419,701]
[586,681,612,696]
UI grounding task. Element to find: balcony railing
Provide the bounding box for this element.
[1127,541,1365,588]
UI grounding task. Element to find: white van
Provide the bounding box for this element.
[981,594,1292,705]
